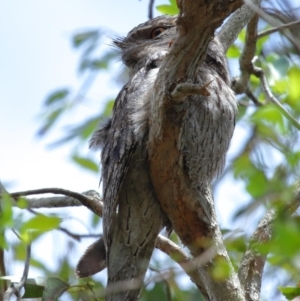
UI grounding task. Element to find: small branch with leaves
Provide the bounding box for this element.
[3,239,31,301]
[0,183,209,295]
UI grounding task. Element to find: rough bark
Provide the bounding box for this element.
[148,1,245,300]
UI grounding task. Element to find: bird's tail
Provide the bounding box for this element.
[75,237,106,278]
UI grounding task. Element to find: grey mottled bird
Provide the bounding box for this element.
[76,15,237,301]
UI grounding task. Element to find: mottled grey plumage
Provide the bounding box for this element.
[76,15,237,301]
[98,67,165,301]
[183,40,237,190]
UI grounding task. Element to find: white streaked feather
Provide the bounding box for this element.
[128,67,159,139]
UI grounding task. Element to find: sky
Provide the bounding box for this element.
[0,0,267,297]
[0,0,163,193]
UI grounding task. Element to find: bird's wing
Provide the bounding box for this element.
[101,78,139,249]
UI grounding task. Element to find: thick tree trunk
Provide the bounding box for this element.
[148,1,245,300]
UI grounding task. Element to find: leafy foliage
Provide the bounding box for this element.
[279,286,300,301]
[156,0,179,15]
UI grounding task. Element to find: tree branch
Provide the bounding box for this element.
[252,66,300,131]
[11,190,99,209]
[2,185,214,292]
[148,1,246,300]
[243,0,300,51]
[148,0,154,20]
[238,209,275,301]
[232,14,259,95]
[238,186,300,301]
[227,9,300,131]
[7,188,103,216]
[3,241,31,301]
[257,19,300,39]
[58,227,101,241]
[218,0,262,52]
[155,235,206,293]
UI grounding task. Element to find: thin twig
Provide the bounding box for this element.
[243,0,300,51]
[4,240,31,301]
[245,88,262,106]
[226,10,300,132]
[257,19,300,38]
[239,209,275,301]
[232,15,259,95]
[58,227,101,241]
[155,235,206,293]
[1,184,210,291]
[10,190,99,209]
[148,266,172,301]
[148,0,154,20]
[252,66,300,131]
[15,241,31,301]
[239,186,300,301]
[5,188,103,217]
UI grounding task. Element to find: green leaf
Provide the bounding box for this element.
[272,218,300,257]
[233,155,253,179]
[233,154,269,198]
[92,214,101,227]
[256,34,268,54]
[236,102,247,121]
[103,99,115,117]
[227,44,241,58]
[90,59,108,70]
[272,56,291,77]
[251,104,285,133]
[16,197,28,209]
[278,286,300,300]
[245,170,268,198]
[62,116,99,141]
[79,51,117,72]
[42,277,69,301]
[156,4,178,15]
[156,0,178,15]
[30,258,50,271]
[0,194,13,228]
[287,151,300,168]
[90,51,117,70]
[286,66,300,112]
[249,74,260,87]
[156,0,179,15]
[21,215,61,232]
[272,78,288,95]
[2,276,48,298]
[265,61,281,83]
[141,282,168,301]
[44,89,69,106]
[37,107,65,136]
[211,257,231,281]
[72,155,99,173]
[225,236,247,254]
[77,117,100,139]
[23,283,44,298]
[72,30,99,48]
[67,284,89,293]
[238,28,246,43]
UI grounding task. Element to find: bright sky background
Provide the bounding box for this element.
[0,0,274,298]
[0,0,167,193]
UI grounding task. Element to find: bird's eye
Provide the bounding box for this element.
[151,27,166,39]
